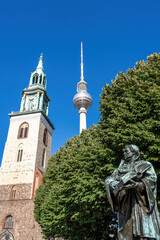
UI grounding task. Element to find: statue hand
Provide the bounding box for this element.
[110,181,119,189]
[112,180,124,196]
[136,171,143,180]
[136,181,145,193]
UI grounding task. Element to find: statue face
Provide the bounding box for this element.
[123,147,134,161]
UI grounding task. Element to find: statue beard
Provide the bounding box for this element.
[124,154,139,163]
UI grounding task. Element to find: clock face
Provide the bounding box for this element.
[29,96,34,101]
[26,94,38,111]
[28,99,33,110]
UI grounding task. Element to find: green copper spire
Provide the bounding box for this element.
[20,54,50,116]
[36,53,43,71]
[28,53,46,89]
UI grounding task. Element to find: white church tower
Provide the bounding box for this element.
[73,43,92,133]
[0,54,54,240]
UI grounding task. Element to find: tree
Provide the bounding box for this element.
[34,125,112,240]
[99,53,160,177]
[34,53,160,239]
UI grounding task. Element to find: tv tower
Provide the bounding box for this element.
[73,42,92,133]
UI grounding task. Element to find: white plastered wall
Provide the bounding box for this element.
[0,113,41,185]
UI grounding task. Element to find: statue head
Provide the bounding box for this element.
[123,144,140,162]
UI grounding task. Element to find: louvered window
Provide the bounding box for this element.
[5,216,13,229]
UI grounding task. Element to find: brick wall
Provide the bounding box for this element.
[0,199,43,240]
[0,183,32,201]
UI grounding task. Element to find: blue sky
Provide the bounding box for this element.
[0,0,160,164]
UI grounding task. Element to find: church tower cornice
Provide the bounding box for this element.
[9,110,54,130]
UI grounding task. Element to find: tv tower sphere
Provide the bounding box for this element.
[73,42,92,133]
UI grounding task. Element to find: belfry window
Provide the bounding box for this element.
[32,74,38,84]
[43,76,46,86]
[18,122,29,139]
[10,186,17,200]
[17,149,23,162]
[4,216,13,229]
[17,143,23,162]
[40,74,42,84]
[43,128,48,146]
[42,149,46,167]
[35,75,38,83]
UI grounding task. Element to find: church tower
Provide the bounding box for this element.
[0,55,54,240]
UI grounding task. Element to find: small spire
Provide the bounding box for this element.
[81,42,84,81]
[37,53,43,71]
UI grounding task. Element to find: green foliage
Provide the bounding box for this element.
[34,125,112,239]
[99,53,160,195]
[34,52,160,239]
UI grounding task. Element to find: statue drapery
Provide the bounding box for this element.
[105,145,160,240]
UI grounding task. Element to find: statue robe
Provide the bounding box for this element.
[105,159,160,240]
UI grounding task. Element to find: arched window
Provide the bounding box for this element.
[32,76,35,84]
[0,230,14,240]
[43,76,46,86]
[32,74,38,84]
[41,149,46,167]
[35,75,38,84]
[4,216,13,229]
[43,128,48,146]
[39,74,42,84]
[17,144,23,162]
[18,122,29,139]
[10,186,17,200]
[17,149,23,162]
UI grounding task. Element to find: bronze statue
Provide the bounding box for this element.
[105,145,160,240]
